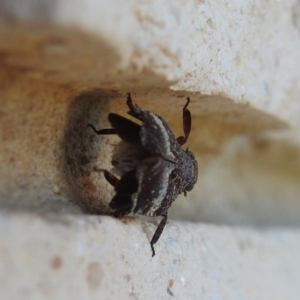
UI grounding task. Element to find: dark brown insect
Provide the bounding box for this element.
[88,93,198,256]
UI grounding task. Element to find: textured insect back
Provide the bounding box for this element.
[88,93,198,257]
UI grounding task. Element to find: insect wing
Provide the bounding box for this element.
[139,112,177,160]
[108,113,141,144]
[133,157,176,216]
[109,169,139,213]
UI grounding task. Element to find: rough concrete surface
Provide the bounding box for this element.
[1,212,300,300]
[0,0,300,299]
[1,0,300,125]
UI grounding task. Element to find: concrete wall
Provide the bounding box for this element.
[1,0,300,299]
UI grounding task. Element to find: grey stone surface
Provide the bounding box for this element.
[0,0,300,299]
[1,212,300,300]
[0,0,300,125]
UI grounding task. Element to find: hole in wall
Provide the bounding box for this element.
[61,88,300,228]
[62,88,122,214]
[0,72,296,228]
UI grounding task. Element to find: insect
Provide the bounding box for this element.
[88,93,198,256]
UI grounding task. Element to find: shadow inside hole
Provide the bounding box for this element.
[62,88,121,214]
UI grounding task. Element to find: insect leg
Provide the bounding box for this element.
[94,168,119,187]
[150,214,168,257]
[126,93,144,121]
[176,97,192,146]
[88,124,117,135]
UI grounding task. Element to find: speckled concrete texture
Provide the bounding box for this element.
[1,0,300,125]
[1,212,300,300]
[0,0,300,125]
[0,0,300,299]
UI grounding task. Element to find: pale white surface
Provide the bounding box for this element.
[174,0,300,127]
[0,212,300,300]
[0,1,299,299]
[1,0,300,125]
